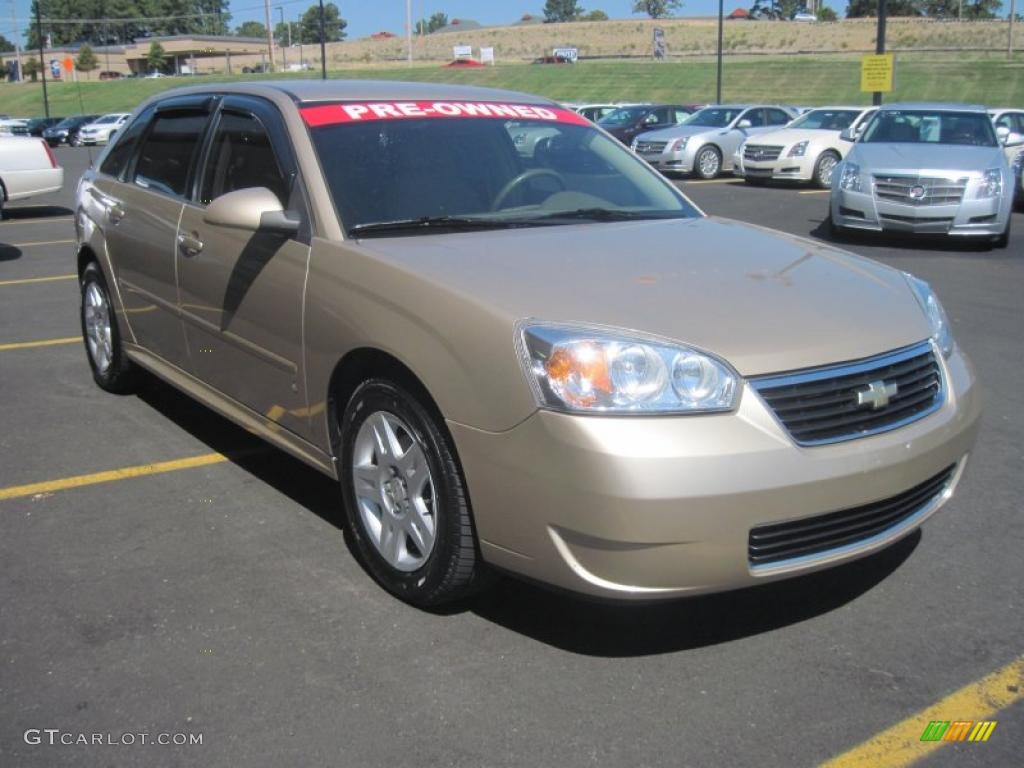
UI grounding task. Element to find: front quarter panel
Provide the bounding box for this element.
[303,239,539,452]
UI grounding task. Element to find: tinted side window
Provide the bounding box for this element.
[200,112,289,205]
[766,109,791,126]
[743,109,765,127]
[133,112,209,197]
[99,107,154,179]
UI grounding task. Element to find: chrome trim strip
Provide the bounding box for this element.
[750,340,946,447]
[749,458,965,575]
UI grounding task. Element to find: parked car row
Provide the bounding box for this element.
[614,100,1021,248]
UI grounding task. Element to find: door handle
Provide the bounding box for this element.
[177,233,204,256]
[108,203,126,223]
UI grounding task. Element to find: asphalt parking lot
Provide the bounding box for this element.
[1,147,1021,767]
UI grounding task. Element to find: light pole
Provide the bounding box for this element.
[277,6,287,69]
[1010,0,1017,59]
[406,0,413,65]
[318,0,327,79]
[35,0,49,117]
[873,0,887,106]
[263,0,275,71]
[715,0,724,104]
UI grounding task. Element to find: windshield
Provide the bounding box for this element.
[96,115,122,124]
[682,107,744,128]
[861,110,997,147]
[597,107,649,127]
[304,101,697,237]
[788,109,861,131]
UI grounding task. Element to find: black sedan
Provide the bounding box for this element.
[597,104,698,146]
[42,115,100,147]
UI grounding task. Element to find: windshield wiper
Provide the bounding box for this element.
[529,208,683,222]
[350,216,545,237]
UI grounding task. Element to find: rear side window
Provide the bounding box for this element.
[133,112,209,197]
[99,107,153,179]
[200,112,289,205]
[766,109,792,126]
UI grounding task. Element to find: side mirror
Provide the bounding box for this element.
[1006,131,1024,148]
[204,187,299,233]
[737,119,752,129]
[996,125,1010,144]
[839,128,854,142]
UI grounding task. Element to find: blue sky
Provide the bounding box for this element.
[5,1,796,45]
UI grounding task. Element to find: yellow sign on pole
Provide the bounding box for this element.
[861,53,895,93]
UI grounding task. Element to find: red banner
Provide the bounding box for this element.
[300,101,590,128]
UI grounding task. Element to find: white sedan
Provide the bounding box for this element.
[0,136,64,217]
[78,113,131,146]
[735,106,877,188]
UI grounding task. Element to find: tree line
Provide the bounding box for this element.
[20,1,346,50]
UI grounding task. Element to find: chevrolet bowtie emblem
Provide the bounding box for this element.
[857,380,898,410]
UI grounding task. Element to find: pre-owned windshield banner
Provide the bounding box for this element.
[300,101,591,127]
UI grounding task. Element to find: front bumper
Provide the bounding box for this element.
[741,155,816,182]
[831,187,1009,237]
[451,347,980,600]
[636,145,700,175]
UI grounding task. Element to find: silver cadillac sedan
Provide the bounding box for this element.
[829,103,1013,247]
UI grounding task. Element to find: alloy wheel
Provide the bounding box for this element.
[83,282,113,374]
[351,411,437,572]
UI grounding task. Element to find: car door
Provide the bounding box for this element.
[176,95,312,436]
[95,98,214,367]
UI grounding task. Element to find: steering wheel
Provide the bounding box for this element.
[491,168,567,211]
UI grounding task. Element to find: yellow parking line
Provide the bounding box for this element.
[799,190,831,195]
[0,453,229,502]
[820,655,1024,768]
[9,239,76,247]
[0,274,76,286]
[0,336,79,351]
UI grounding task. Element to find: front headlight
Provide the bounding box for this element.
[903,274,955,359]
[975,168,1003,199]
[668,136,689,152]
[839,162,862,192]
[517,322,739,414]
[787,140,809,157]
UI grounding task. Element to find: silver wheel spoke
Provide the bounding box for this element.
[352,410,438,572]
[83,282,113,375]
[404,499,435,556]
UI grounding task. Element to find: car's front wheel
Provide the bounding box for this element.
[80,262,138,393]
[813,151,841,189]
[693,145,722,180]
[338,379,486,606]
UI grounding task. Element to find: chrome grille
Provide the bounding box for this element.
[873,175,968,206]
[748,464,956,566]
[634,140,668,154]
[744,144,784,162]
[751,342,943,446]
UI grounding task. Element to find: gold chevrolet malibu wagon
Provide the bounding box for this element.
[76,82,980,605]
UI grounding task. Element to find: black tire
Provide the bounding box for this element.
[70,134,82,147]
[693,145,722,180]
[80,261,138,394]
[338,379,486,606]
[812,151,841,189]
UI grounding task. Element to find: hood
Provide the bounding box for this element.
[747,128,839,147]
[355,217,931,377]
[850,142,1005,173]
[636,124,726,142]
